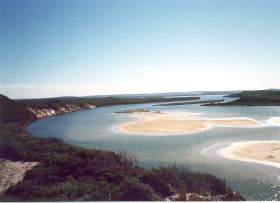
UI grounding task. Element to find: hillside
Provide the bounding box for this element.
[0,94,244,201]
[205,90,280,106]
[0,94,35,123]
[227,90,280,99]
[18,96,200,109]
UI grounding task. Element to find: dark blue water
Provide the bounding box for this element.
[27,95,280,200]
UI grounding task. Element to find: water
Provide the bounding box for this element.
[27,95,280,200]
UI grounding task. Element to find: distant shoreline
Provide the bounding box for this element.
[153,99,224,106]
[204,90,280,106]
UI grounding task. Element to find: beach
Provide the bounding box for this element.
[118,112,259,134]
[269,117,280,125]
[217,141,280,168]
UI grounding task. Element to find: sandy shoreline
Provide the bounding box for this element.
[117,112,260,135]
[217,141,280,168]
[268,117,280,126]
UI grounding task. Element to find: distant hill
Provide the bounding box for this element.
[83,90,241,99]
[15,96,80,102]
[16,96,200,109]
[0,94,35,123]
[205,90,280,106]
[266,88,280,91]
[226,90,280,100]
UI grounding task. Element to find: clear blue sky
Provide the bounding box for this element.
[1,0,280,98]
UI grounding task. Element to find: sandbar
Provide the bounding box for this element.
[117,112,259,135]
[217,141,280,168]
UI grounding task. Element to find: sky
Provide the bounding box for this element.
[1,0,280,99]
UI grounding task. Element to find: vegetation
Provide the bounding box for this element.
[0,94,35,123]
[205,90,280,106]
[226,90,280,99]
[18,96,200,110]
[154,99,224,106]
[115,109,150,113]
[0,94,244,201]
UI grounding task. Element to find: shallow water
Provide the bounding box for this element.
[27,95,280,200]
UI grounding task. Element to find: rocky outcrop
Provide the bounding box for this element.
[184,192,237,201]
[0,159,38,194]
[164,193,180,201]
[164,192,241,201]
[27,104,96,119]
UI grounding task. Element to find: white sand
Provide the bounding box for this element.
[217,141,280,168]
[0,159,38,193]
[268,117,280,126]
[118,112,259,135]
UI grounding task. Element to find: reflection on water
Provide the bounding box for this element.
[27,95,280,200]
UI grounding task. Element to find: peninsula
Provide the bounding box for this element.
[204,90,280,106]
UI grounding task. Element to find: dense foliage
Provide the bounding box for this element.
[0,94,35,123]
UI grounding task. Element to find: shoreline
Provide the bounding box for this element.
[217,141,280,168]
[117,111,260,135]
[268,117,280,126]
[153,99,224,106]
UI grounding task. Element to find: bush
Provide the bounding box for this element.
[113,178,161,201]
[140,166,236,198]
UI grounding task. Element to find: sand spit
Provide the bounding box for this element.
[0,159,38,193]
[217,141,280,168]
[117,112,259,135]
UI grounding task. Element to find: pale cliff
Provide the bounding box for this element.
[27,104,96,119]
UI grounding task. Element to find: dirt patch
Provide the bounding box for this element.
[0,159,38,193]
